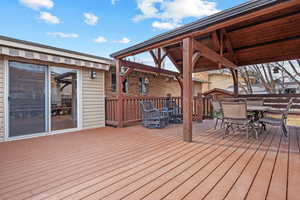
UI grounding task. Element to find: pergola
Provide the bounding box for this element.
[111,0,300,142]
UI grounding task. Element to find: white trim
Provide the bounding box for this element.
[4,61,84,141]
[78,68,83,129]
[49,66,81,133]
[4,59,9,141]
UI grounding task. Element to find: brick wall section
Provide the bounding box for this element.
[105,69,202,97]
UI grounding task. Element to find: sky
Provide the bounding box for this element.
[0,0,248,59]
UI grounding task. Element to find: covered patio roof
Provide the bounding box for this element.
[111,0,300,142]
[111,0,300,72]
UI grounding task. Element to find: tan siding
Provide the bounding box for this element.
[82,68,105,129]
[0,59,5,141]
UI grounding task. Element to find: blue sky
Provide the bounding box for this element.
[0,0,247,59]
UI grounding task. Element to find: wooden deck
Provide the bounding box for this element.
[0,120,299,200]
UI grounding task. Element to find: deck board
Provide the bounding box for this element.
[0,121,298,200]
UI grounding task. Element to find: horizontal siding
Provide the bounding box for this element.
[0,59,4,141]
[82,68,105,129]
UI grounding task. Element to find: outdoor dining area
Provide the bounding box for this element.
[212,97,295,139]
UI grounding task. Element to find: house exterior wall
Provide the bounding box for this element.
[105,69,202,97]
[0,57,106,142]
[82,68,105,129]
[208,74,234,91]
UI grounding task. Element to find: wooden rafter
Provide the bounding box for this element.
[221,29,239,65]
[149,50,159,65]
[211,31,220,51]
[149,48,169,69]
[163,48,182,73]
[193,39,237,68]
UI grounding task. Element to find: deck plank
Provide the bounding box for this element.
[202,131,271,200]
[0,121,298,200]
[287,127,300,200]
[245,130,282,200]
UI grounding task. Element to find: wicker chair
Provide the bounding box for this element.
[140,101,169,128]
[258,98,294,137]
[211,100,224,129]
[165,100,183,124]
[221,101,258,139]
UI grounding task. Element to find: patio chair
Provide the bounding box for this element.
[140,101,169,128]
[162,100,182,124]
[258,98,294,137]
[246,99,264,120]
[221,101,258,139]
[168,100,183,124]
[246,99,264,106]
[211,100,224,129]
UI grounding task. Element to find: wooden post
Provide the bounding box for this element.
[231,69,239,98]
[182,37,193,142]
[116,59,124,128]
[197,92,203,123]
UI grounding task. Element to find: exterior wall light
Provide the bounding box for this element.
[91,70,97,79]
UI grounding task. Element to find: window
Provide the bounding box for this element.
[111,72,116,92]
[111,72,128,93]
[8,61,79,138]
[123,79,128,93]
[139,77,148,94]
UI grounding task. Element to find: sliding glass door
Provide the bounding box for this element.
[8,61,79,138]
[8,62,47,137]
[50,67,78,131]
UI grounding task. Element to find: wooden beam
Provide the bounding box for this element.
[149,50,159,65]
[121,67,134,80]
[192,52,201,68]
[221,29,239,65]
[182,37,193,142]
[164,48,182,73]
[193,39,237,68]
[120,60,180,76]
[231,69,239,97]
[211,31,220,51]
[116,59,124,128]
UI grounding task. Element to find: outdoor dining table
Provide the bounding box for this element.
[247,105,285,112]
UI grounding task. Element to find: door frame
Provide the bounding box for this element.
[4,60,82,141]
[48,66,82,135]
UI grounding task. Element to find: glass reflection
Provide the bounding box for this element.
[51,67,77,131]
[9,61,47,137]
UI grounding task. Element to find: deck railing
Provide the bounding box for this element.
[105,95,211,127]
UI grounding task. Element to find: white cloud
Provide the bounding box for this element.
[19,0,54,10]
[94,36,107,43]
[133,0,219,30]
[114,37,131,44]
[39,12,60,24]
[83,13,99,26]
[47,32,79,38]
[152,21,180,30]
[111,0,119,5]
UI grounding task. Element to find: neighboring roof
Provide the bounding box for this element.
[203,88,234,96]
[111,0,285,58]
[0,35,114,66]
